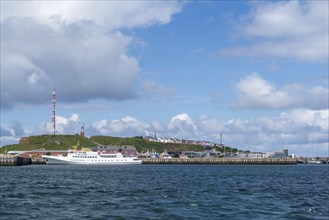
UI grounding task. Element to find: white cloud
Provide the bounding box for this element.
[0,1,182,29]
[0,123,28,149]
[1,110,328,156]
[233,73,328,109]
[197,115,223,134]
[222,0,328,61]
[34,114,81,135]
[89,116,148,137]
[281,108,329,131]
[166,113,198,139]
[0,2,182,109]
[219,108,328,156]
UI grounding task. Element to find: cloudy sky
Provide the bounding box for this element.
[1,1,328,157]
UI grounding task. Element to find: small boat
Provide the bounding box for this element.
[160,151,172,159]
[308,158,322,164]
[42,150,142,165]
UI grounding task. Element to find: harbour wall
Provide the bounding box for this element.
[141,157,298,165]
[0,156,32,166]
[0,156,299,166]
[31,157,46,165]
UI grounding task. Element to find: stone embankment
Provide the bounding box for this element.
[0,156,32,166]
[31,157,46,164]
[141,157,298,165]
[1,156,298,166]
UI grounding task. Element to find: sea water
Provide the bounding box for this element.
[0,164,328,219]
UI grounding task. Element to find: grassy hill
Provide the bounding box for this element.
[0,135,95,153]
[0,135,210,154]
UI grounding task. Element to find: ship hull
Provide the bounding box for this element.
[42,155,142,165]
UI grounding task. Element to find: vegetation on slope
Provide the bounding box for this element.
[0,135,213,154]
[0,134,239,154]
[0,135,95,153]
[90,136,206,153]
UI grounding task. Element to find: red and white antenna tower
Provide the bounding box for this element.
[52,88,56,135]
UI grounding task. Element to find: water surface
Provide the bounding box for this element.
[1,165,328,219]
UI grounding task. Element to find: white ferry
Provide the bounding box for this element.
[42,150,142,165]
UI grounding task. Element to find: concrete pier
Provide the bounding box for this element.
[0,156,32,166]
[0,156,299,166]
[31,157,46,165]
[141,157,298,165]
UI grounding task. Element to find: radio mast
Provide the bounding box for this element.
[52,88,56,135]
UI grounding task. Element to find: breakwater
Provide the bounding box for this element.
[0,156,298,166]
[31,157,46,164]
[141,157,298,165]
[0,156,32,166]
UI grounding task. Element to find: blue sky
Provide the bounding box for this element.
[1,1,328,157]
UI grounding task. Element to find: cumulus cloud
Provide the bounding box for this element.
[223,108,329,155]
[35,113,82,135]
[166,113,198,139]
[222,1,328,61]
[233,73,329,110]
[1,110,328,156]
[1,1,182,109]
[0,1,182,29]
[11,121,25,137]
[89,116,148,137]
[0,123,27,148]
[0,122,27,138]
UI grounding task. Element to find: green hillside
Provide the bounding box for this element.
[0,135,95,153]
[0,135,211,154]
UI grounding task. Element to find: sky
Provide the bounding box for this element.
[1,0,328,157]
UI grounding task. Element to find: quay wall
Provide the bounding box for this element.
[0,156,298,165]
[141,157,298,165]
[0,156,31,166]
[31,157,46,165]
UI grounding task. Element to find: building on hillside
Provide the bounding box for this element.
[183,151,203,158]
[80,126,85,137]
[97,146,137,157]
[237,152,265,158]
[182,139,197,145]
[157,137,168,143]
[266,149,288,158]
[173,138,182,144]
[144,136,157,142]
[248,152,265,158]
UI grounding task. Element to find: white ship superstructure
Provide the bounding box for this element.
[42,150,142,165]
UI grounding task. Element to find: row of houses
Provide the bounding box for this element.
[154,149,289,159]
[227,149,289,159]
[7,143,290,159]
[143,136,216,147]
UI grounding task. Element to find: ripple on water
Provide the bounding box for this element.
[0,165,328,219]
